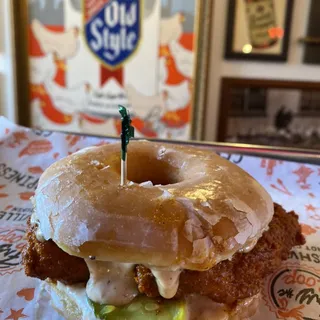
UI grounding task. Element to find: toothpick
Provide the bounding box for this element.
[118,106,134,186]
[120,158,127,186]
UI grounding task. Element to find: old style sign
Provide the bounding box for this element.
[83,0,142,69]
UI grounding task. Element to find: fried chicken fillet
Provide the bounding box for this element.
[22,220,89,285]
[22,203,304,305]
[135,204,305,304]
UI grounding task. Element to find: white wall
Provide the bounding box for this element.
[0,0,17,122]
[204,0,320,141]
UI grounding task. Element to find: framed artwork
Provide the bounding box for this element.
[302,0,320,64]
[225,0,294,61]
[218,78,320,150]
[12,0,212,140]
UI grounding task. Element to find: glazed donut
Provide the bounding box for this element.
[33,140,273,271]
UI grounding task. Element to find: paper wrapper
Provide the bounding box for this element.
[0,116,319,320]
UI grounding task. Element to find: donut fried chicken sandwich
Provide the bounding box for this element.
[22,141,305,319]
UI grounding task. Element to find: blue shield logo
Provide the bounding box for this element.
[84,0,142,69]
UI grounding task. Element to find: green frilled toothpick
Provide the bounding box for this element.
[119,105,134,185]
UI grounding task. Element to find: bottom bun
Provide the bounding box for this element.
[186,294,260,320]
[45,281,260,320]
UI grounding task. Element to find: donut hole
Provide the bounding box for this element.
[126,153,182,185]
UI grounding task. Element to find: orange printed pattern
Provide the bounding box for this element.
[4,308,27,320]
[305,204,317,212]
[66,135,82,147]
[277,305,305,320]
[80,113,106,124]
[94,140,110,147]
[160,46,185,85]
[0,184,8,198]
[19,192,35,201]
[53,152,60,159]
[28,166,44,174]
[4,132,29,149]
[261,159,283,176]
[29,24,106,126]
[161,103,191,129]
[292,165,314,189]
[111,33,193,136]
[310,214,320,222]
[115,118,158,138]
[271,179,292,196]
[300,224,317,236]
[160,34,193,131]
[19,140,53,157]
[31,84,73,125]
[29,25,73,125]
[17,288,35,301]
[263,264,320,320]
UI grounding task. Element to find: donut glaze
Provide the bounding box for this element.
[33,141,273,271]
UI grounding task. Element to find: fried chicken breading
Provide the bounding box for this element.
[135,204,305,304]
[22,220,89,285]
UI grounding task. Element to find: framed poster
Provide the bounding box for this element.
[13,0,212,140]
[218,77,320,149]
[225,0,294,61]
[303,0,320,64]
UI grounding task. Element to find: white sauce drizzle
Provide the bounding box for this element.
[150,268,182,299]
[31,212,45,242]
[85,261,138,306]
[238,238,258,253]
[35,228,45,242]
[85,260,182,303]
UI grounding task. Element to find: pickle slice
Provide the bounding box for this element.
[89,296,186,320]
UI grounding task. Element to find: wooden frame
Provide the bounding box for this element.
[192,0,213,140]
[12,0,213,141]
[218,77,320,141]
[12,0,30,127]
[225,0,294,62]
